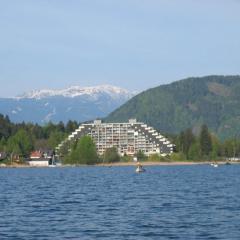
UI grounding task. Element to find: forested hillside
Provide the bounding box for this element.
[106,76,240,139]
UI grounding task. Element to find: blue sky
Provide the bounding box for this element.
[0,0,240,97]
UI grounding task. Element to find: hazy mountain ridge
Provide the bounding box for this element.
[0,85,134,124]
[16,85,132,99]
[105,75,240,139]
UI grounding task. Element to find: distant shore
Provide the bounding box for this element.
[96,161,240,167]
[1,161,239,168]
[97,161,204,166]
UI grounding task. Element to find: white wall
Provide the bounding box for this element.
[29,161,49,167]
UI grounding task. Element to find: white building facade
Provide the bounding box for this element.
[56,119,173,157]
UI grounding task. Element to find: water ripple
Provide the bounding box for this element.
[0,165,240,239]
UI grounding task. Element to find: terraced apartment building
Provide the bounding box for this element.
[56,119,173,157]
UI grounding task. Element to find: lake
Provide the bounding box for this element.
[0,165,240,239]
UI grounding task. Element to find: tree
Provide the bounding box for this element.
[66,120,78,133]
[170,152,186,161]
[30,124,45,139]
[67,136,98,164]
[43,122,57,138]
[34,139,49,150]
[177,128,195,159]
[199,124,212,157]
[188,142,201,161]
[148,153,161,162]
[184,128,195,157]
[0,114,12,139]
[48,130,65,149]
[223,139,235,158]
[7,129,33,156]
[56,121,65,132]
[0,137,6,151]
[178,131,185,152]
[120,153,132,162]
[136,150,147,161]
[210,134,220,160]
[103,147,120,163]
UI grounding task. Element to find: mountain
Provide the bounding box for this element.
[105,75,240,139]
[0,85,134,124]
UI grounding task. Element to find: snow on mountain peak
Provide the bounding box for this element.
[17,85,134,100]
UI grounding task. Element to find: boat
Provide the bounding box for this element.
[136,163,146,173]
[136,166,145,173]
[49,164,56,167]
[210,163,218,167]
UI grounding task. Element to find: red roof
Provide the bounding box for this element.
[30,151,42,159]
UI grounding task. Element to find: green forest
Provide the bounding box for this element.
[106,75,240,139]
[0,113,240,165]
[0,114,78,159]
[169,124,240,162]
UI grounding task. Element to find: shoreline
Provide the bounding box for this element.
[1,161,239,168]
[96,161,240,167]
[97,161,207,166]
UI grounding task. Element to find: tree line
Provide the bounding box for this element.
[0,114,239,163]
[0,114,78,158]
[170,124,240,161]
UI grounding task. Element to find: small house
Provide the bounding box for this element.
[29,149,54,167]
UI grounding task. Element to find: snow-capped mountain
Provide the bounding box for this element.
[0,85,135,124]
[17,85,132,100]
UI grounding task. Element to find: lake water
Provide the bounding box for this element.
[0,165,240,239]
